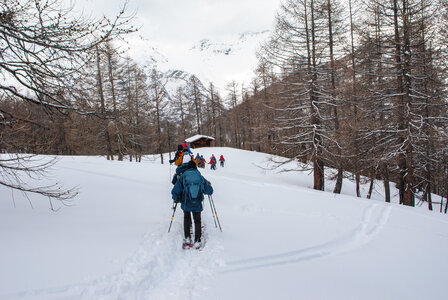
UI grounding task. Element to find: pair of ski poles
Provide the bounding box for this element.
[207,195,222,232]
[168,195,222,232]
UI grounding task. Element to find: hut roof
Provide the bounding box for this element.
[185,135,215,143]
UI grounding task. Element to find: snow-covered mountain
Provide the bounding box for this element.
[190,31,269,56]
[161,69,209,101]
[63,0,277,95]
[1,148,447,300]
[125,30,271,94]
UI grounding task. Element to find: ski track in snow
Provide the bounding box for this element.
[1,222,224,300]
[222,203,392,273]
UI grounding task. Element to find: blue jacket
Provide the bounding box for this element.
[171,168,213,212]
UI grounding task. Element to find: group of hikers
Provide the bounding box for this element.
[194,153,225,170]
[168,142,224,250]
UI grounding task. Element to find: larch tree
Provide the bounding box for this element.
[260,0,336,191]
[0,0,132,202]
[148,68,168,164]
[226,81,241,148]
[359,0,446,207]
[187,75,205,134]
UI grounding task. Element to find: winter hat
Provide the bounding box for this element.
[177,144,183,151]
[182,154,192,164]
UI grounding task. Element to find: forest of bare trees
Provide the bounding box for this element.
[247,0,448,210]
[1,0,447,211]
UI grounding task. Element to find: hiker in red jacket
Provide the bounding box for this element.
[209,155,217,170]
[219,155,225,167]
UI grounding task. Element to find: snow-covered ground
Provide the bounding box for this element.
[1,147,447,300]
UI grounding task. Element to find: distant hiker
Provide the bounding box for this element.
[219,155,225,167]
[199,155,205,168]
[172,147,197,185]
[173,144,195,167]
[171,160,213,249]
[169,144,184,165]
[181,141,193,155]
[209,154,217,170]
[195,153,201,163]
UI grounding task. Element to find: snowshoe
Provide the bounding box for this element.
[194,224,207,251]
[193,241,202,250]
[182,238,193,250]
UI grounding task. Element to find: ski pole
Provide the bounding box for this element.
[208,195,218,228]
[210,195,222,232]
[168,202,178,233]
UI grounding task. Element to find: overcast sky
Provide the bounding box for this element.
[65,0,280,43]
[63,0,281,90]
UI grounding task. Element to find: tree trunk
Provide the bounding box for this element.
[356,172,361,197]
[444,177,448,214]
[402,0,415,207]
[105,42,123,161]
[309,0,324,191]
[314,156,325,191]
[95,45,113,160]
[349,0,361,199]
[327,0,343,195]
[383,164,391,203]
[333,168,343,194]
[367,169,375,199]
[426,180,433,211]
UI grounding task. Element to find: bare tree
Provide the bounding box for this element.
[358,0,447,207]
[225,81,242,148]
[259,0,336,191]
[173,86,188,140]
[0,0,132,202]
[148,68,168,164]
[95,45,114,160]
[187,75,205,134]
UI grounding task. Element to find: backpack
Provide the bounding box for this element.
[174,152,185,166]
[183,170,203,199]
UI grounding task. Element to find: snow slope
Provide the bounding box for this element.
[0,148,447,300]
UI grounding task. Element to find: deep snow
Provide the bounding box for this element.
[0,147,447,300]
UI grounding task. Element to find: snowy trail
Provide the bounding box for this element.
[222,203,392,272]
[1,220,223,300]
[2,150,447,300]
[0,151,398,300]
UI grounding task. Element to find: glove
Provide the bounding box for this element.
[206,180,211,185]
[174,198,180,203]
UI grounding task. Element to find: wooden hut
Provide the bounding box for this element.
[185,135,215,149]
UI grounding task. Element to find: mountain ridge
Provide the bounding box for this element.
[125,30,271,92]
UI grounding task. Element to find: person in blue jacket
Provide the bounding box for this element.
[171,160,213,249]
